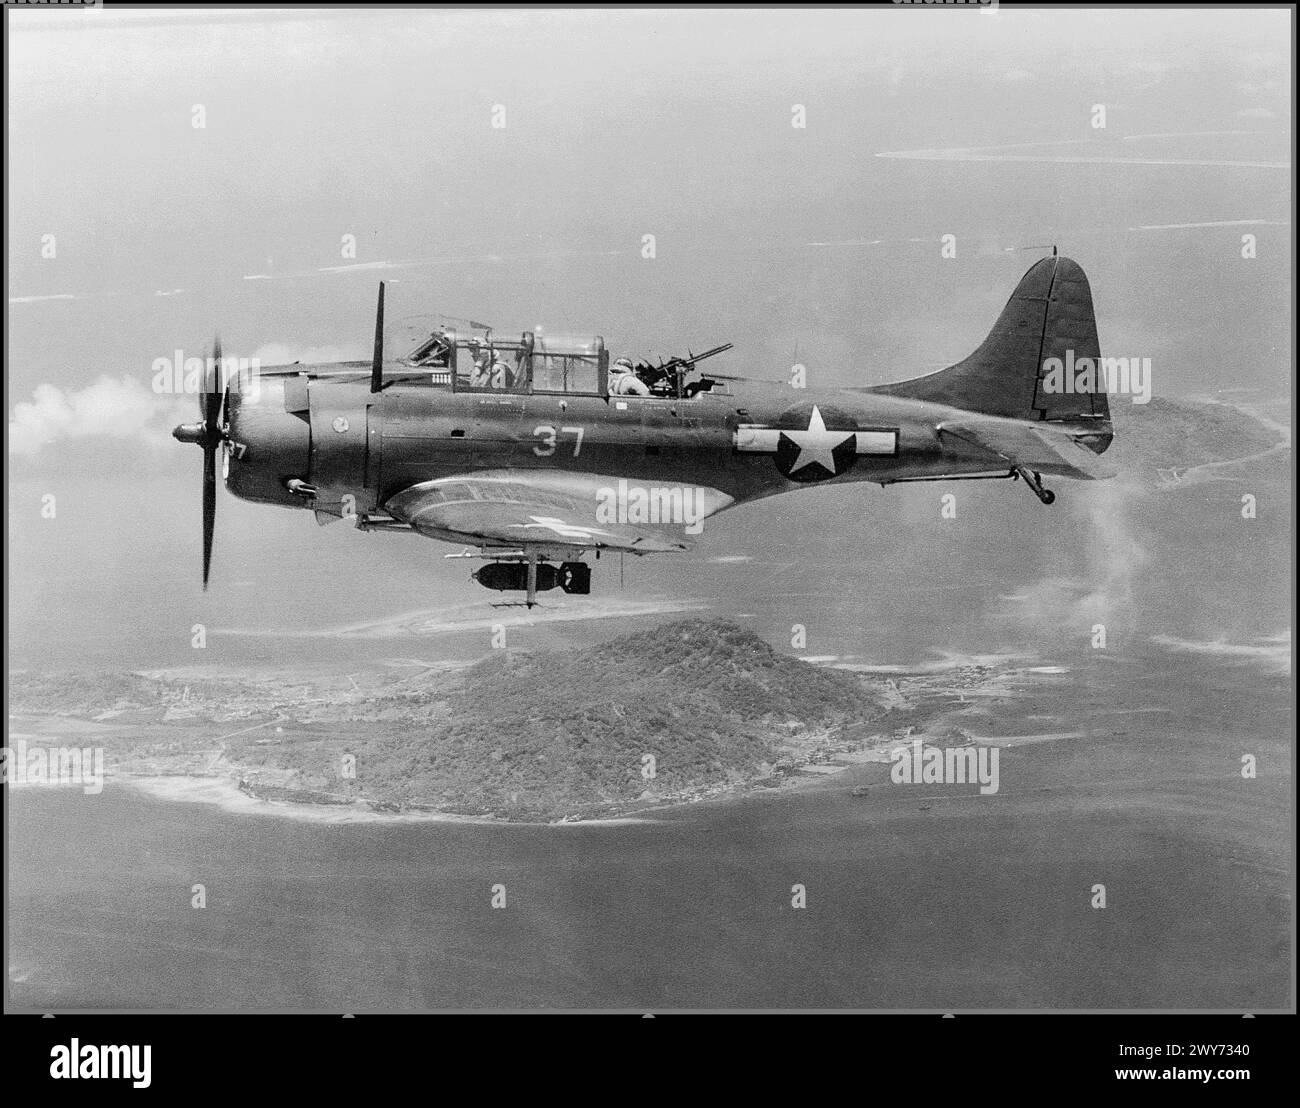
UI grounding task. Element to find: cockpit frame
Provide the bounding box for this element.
[404,327,608,397]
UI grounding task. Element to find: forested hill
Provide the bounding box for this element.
[360,618,882,816]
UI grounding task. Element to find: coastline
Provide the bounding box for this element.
[116,774,662,826]
[9,645,1126,828]
[107,736,974,827]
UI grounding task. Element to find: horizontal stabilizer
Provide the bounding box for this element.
[937,418,1117,480]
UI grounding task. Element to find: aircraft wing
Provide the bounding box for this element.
[937,418,1117,480]
[383,470,734,553]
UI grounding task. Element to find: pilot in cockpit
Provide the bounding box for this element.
[466,340,516,389]
[467,344,490,387]
[492,355,519,389]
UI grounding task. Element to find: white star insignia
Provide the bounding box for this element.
[511,516,616,541]
[781,405,855,476]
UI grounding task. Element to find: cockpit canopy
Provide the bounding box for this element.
[404,326,606,396]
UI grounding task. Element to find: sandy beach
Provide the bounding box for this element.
[120,774,656,827]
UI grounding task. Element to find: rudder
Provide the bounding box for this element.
[874,255,1111,427]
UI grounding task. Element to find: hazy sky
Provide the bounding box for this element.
[6,7,1292,668]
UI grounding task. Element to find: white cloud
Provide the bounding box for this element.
[7,375,189,457]
[995,480,1148,638]
[1152,633,1291,674]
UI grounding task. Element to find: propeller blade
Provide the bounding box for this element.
[203,336,225,440]
[370,282,385,393]
[202,443,216,590]
[200,442,215,587]
[184,335,227,589]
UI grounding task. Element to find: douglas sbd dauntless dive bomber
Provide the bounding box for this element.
[175,253,1115,606]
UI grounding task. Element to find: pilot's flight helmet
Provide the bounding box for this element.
[613,357,634,371]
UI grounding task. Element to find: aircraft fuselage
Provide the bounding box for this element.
[224,366,1026,523]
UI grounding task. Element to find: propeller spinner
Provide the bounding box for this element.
[171,338,228,589]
